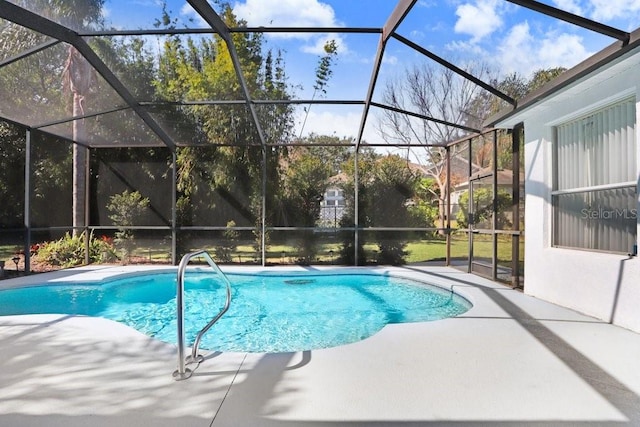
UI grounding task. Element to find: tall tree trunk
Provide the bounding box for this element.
[72,94,87,235]
[63,47,92,236]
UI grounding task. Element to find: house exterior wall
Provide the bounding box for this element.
[521,58,640,332]
[319,186,346,227]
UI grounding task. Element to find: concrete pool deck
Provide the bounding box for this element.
[0,265,639,426]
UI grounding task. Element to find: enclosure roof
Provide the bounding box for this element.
[0,0,635,149]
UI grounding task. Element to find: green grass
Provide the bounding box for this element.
[405,235,524,267]
[0,244,21,263]
[2,234,524,270]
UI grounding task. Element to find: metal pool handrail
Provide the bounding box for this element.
[173,250,232,380]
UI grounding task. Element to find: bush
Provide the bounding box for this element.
[376,238,408,266]
[214,220,239,263]
[456,188,512,229]
[107,190,150,263]
[36,232,118,268]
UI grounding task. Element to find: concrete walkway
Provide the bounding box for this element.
[0,266,639,426]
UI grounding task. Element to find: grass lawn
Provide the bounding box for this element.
[1,233,524,273]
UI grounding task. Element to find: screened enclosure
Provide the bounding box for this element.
[1,0,635,287]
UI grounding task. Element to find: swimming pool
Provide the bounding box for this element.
[0,270,471,353]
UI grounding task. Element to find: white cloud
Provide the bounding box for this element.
[382,53,398,65]
[295,108,375,141]
[417,0,437,7]
[445,39,489,58]
[233,0,341,29]
[552,0,583,15]
[301,34,347,55]
[181,0,343,41]
[499,21,532,55]
[409,29,426,40]
[181,0,348,59]
[537,33,591,67]
[101,5,111,20]
[180,3,207,26]
[496,21,592,77]
[232,0,350,58]
[589,0,640,21]
[454,0,503,42]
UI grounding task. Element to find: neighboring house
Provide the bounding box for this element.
[319,173,348,227]
[411,156,483,216]
[453,167,517,194]
[319,185,346,227]
[489,31,640,333]
[452,167,525,227]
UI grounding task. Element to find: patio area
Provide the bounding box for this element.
[0,265,639,426]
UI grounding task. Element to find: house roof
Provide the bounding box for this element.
[410,157,483,180]
[455,168,521,189]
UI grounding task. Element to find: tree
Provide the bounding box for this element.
[337,146,379,265]
[456,188,512,229]
[153,4,296,259]
[0,122,25,228]
[30,134,73,228]
[464,72,528,130]
[298,133,352,174]
[463,67,569,188]
[281,147,333,263]
[378,62,493,233]
[214,220,239,263]
[62,46,95,235]
[37,1,105,235]
[367,155,419,264]
[527,67,566,93]
[298,40,338,138]
[0,1,102,234]
[107,190,150,263]
[408,177,441,229]
[336,150,418,264]
[380,64,569,237]
[282,149,332,224]
[465,68,566,127]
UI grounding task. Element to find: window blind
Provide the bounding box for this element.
[553,98,637,253]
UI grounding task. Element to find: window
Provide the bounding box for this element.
[553,97,637,253]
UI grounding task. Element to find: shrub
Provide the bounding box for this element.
[36,232,118,268]
[214,220,239,263]
[456,188,512,229]
[107,190,150,263]
[296,230,318,265]
[376,238,408,266]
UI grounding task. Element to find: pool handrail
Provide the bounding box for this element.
[173,250,232,380]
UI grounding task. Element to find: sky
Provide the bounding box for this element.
[104,0,640,141]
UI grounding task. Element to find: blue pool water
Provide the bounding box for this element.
[0,271,471,353]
